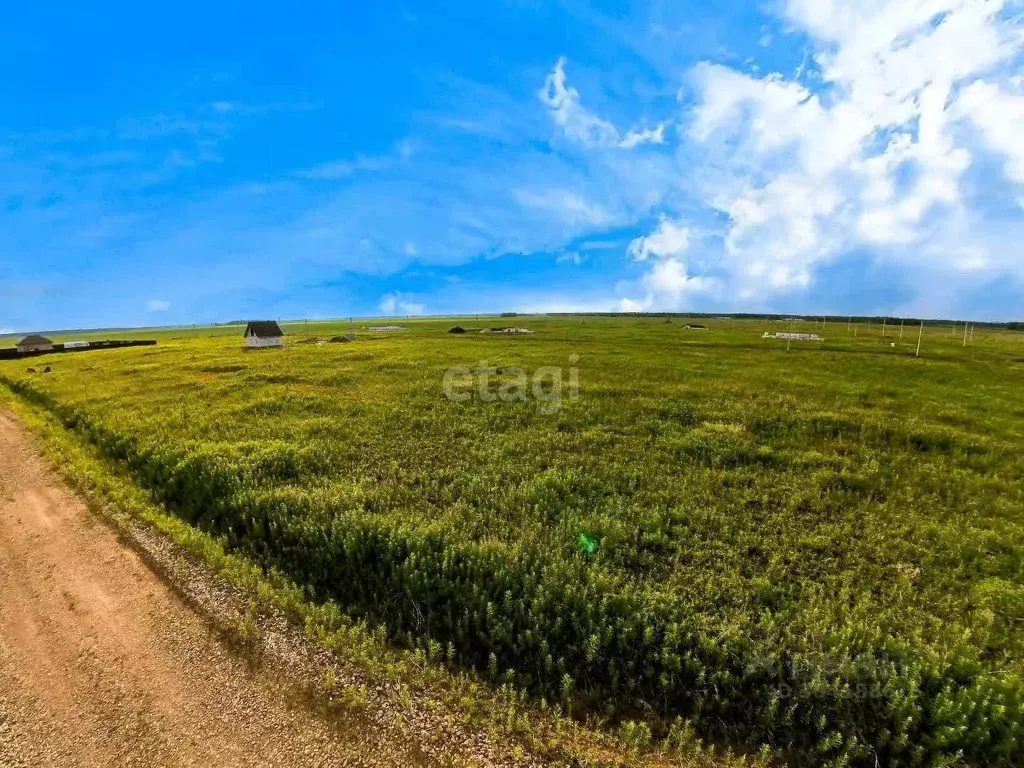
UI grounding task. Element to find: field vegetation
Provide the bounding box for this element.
[2,315,1022,767]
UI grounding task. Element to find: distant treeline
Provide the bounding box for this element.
[547,312,1024,329]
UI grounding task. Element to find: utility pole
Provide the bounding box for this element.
[882,318,887,337]
[963,322,969,347]
[916,320,924,357]
[900,318,904,339]
[970,325,974,342]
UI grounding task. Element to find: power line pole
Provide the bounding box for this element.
[882,318,887,337]
[899,318,904,339]
[963,322,969,347]
[916,320,924,357]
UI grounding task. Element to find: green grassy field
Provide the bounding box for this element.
[2,315,1022,766]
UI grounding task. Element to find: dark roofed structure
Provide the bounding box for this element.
[17,335,54,353]
[18,334,52,345]
[244,321,285,348]
[244,321,284,337]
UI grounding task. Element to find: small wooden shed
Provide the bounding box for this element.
[244,321,284,348]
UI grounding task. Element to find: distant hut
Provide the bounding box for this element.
[17,335,53,354]
[763,331,822,341]
[243,321,285,349]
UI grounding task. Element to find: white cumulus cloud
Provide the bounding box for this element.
[627,216,691,261]
[622,216,718,309]
[643,258,718,300]
[618,257,719,312]
[674,0,1024,304]
[957,80,1024,184]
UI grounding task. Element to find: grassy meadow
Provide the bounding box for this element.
[2,315,1022,766]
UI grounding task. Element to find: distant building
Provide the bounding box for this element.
[763,332,822,341]
[244,321,285,348]
[17,335,53,354]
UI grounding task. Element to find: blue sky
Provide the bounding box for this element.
[2,0,1023,331]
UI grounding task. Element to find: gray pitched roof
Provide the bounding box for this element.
[18,335,52,346]
[244,321,284,338]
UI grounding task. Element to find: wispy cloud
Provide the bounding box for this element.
[296,138,419,180]
[578,238,625,251]
[378,292,425,316]
[146,300,170,312]
[115,113,213,140]
[540,57,667,149]
[556,251,586,265]
[207,100,319,116]
[514,188,618,228]
[296,155,394,180]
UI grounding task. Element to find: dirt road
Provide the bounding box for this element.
[0,410,499,768]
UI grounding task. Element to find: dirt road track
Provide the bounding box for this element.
[0,410,480,768]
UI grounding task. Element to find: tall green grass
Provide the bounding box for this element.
[3,316,1022,766]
